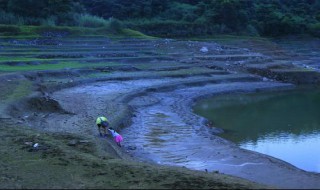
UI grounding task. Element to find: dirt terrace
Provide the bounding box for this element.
[1,36,320,189]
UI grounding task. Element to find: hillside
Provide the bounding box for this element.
[1,0,320,37]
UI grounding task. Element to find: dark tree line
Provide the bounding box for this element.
[1,0,320,37]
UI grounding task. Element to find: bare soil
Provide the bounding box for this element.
[1,36,320,189]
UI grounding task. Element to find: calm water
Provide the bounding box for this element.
[193,87,320,173]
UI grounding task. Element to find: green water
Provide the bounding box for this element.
[193,87,320,173]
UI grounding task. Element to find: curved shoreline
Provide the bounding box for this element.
[3,36,320,189]
[49,76,320,189]
[122,81,320,189]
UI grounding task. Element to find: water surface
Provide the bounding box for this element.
[193,87,320,172]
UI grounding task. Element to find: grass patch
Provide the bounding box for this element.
[7,80,32,101]
[0,61,119,72]
[0,57,45,62]
[158,67,225,77]
[81,72,109,79]
[0,24,154,39]
[184,34,271,42]
[121,29,156,39]
[0,79,32,107]
[0,123,268,189]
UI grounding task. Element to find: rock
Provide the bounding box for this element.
[79,140,90,144]
[67,140,78,146]
[200,47,209,53]
[127,145,137,150]
[24,142,33,146]
[262,77,269,81]
[209,127,224,134]
[33,143,39,148]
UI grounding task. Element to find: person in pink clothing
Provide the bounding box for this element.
[108,127,123,147]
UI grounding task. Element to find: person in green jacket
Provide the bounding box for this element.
[96,116,109,137]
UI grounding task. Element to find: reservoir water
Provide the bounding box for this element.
[193,87,320,173]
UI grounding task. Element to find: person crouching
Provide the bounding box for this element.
[96,116,109,137]
[108,127,123,147]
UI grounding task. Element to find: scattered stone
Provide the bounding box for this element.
[33,143,39,148]
[68,140,78,146]
[200,47,209,53]
[24,142,33,146]
[79,140,90,144]
[127,145,137,150]
[262,77,269,81]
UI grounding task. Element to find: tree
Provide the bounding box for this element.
[5,0,82,18]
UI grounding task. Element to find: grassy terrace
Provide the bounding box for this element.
[0,24,155,39]
[2,23,320,189]
[0,62,120,72]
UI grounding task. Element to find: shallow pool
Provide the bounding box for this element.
[193,87,320,172]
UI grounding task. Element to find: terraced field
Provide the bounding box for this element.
[1,36,320,189]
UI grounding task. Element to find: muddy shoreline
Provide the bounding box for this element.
[47,77,320,189]
[2,37,320,188]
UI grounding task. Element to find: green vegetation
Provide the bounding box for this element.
[0,61,117,72]
[0,24,151,38]
[121,29,156,39]
[6,80,32,101]
[1,0,320,38]
[0,124,266,189]
[0,80,32,103]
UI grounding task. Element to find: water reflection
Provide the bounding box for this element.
[193,87,320,172]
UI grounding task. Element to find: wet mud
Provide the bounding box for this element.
[1,36,320,188]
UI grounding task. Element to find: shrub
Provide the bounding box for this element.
[75,14,108,28]
[308,23,320,37]
[246,25,260,36]
[0,25,21,35]
[0,10,25,25]
[41,16,57,27]
[126,19,227,37]
[108,18,123,33]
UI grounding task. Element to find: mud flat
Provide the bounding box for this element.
[50,77,320,189]
[1,36,320,188]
